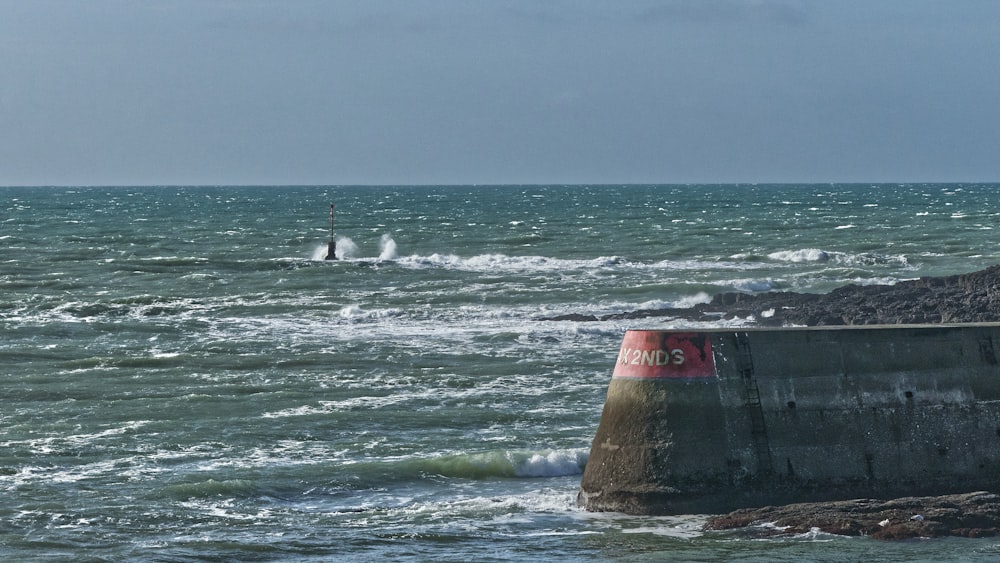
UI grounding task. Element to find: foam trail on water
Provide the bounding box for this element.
[395,253,625,273]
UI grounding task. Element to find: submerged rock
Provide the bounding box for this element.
[705,492,1000,540]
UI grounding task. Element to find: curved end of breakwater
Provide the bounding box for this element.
[579,266,1000,537]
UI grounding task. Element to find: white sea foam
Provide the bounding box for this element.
[732,278,780,292]
[339,305,365,319]
[767,249,909,269]
[587,295,712,317]
[672,292,712,308]
[391,253,766,275]
[353,486,582,526]
[336,236,359,259]
[378,234,398,260]
[837,252,910,267]
[336,304,403,321]
[412,448,589,480]
[788,526,837,542]
[1,421,152,454]
[310,243,328,261]
[650,258,751,271]
[620,521,706,539]
[767,249,830,262]
[513,448,590,477]
[395,253,624,273]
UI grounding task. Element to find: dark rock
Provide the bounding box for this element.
[539,264,1000,327]
[705,491,1000,540]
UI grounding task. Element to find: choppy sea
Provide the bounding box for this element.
[4,184,1000,561]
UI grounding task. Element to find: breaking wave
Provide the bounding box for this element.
[348,448,590,482]
[408,448,588,479]
[767,249,909,267]
[394,253,625,273]
[767,248,832,262]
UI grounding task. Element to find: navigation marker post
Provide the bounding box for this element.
[324,203,338,260]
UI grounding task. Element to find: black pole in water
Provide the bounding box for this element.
[324,203,338,260]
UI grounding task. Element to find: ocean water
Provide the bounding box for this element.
[3,184,1000,561]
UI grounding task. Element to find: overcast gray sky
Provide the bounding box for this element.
[1,0,998,186]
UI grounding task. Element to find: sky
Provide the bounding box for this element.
[1,0,999,186]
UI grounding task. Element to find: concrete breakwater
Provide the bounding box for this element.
[579,324,1000,516]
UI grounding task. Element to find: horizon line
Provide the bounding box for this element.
[1,180,997,189]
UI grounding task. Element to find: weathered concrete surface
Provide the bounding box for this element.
[578,265,1000,533]
[579,325,1000,517]
[543,264,1000,327]
[705,491,1000,540]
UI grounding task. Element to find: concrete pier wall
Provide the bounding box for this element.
[578,325,1000,515]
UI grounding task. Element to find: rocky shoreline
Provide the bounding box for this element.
[561,264,1000,539]
[705,492,1000,540]
[543,264,1000,327]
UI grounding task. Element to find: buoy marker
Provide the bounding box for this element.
[324,203,338,260]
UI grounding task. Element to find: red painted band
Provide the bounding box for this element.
[612,331,717,378]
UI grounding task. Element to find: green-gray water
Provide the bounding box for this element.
[4,184,1000,561]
